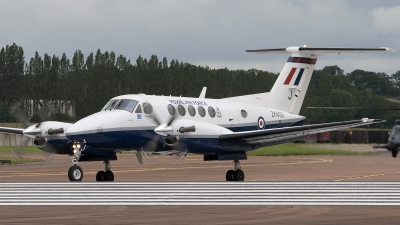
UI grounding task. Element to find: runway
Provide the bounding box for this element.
[2,182,400,206]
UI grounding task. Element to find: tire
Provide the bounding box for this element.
[233,169,245,182]
[226,170,235,181]
[68,165,83,182]
[393,148,399,158]
[96,171,105,181]
[104,171,114,181]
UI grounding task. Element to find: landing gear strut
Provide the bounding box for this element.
[226,160,245,182]
[96,160,114,181]
[68,141,84,181]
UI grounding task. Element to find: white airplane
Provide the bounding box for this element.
[0,46,395,182]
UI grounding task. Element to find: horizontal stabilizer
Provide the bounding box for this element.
[246,47,396,55]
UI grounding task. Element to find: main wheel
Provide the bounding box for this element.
[68,165,83,182]
[393,148,398,158]
[96,171,105,181]
[226,170,235,181]
[233,169,245,181]
[104,171,114,181]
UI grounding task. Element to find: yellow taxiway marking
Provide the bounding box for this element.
[333,172,400,182]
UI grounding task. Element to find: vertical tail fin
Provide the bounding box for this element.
[246,47,395,114]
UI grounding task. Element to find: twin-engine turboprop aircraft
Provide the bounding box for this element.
[0,46,395,182]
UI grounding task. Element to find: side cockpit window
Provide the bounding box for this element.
[102,99,119,111]
[113,99,138,112]
[135,104,142,113]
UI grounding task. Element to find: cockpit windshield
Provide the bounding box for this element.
[391,127,400,137]
[113,99,138,112]
[101,99,119,111]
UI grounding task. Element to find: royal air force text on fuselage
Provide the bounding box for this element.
[169,100,208,106]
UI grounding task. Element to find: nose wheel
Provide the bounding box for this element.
[226,160,245,181]
[68,165,83,181]
[96,160,114,181]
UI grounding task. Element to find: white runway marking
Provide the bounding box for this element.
[1,182,400,206]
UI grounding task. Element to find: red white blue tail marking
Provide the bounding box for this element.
[283,68,305,86]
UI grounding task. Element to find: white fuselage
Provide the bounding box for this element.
[65,94,305,153]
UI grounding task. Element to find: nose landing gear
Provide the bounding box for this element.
[226,160,245,181]
[68,141,84,181]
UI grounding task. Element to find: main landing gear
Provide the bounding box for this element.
[226,160,245,182]
[392,147,399,158]
[96,160,114,181]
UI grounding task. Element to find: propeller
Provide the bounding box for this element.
[8,102,56,163]
[139,101,192,161]
[178,149,189,163]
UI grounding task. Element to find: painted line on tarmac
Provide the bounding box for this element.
[1,182,400,206]
[333,171,400,181]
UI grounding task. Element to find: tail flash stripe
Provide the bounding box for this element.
[287,57,317,65]
[293,68,305,85]
[284,68,297,85]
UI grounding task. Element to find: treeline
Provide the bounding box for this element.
[1,43,400,127]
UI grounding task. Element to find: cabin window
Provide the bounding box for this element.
[135,104,142,113]
[143,103,153,114]
[167,104,176,116]
[198,106,206,117]
[113,99,138,112]
[101,99,119,111]
[208,106,216,118]
[241,110,248,118]
[188,105,196,117]
[178,105,186,116]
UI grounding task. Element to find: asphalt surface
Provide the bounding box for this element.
[0,145,400,224]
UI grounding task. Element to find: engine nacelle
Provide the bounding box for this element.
[30,121,74,155]
[164,135,179,147]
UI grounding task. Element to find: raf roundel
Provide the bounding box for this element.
[257,117,265,130]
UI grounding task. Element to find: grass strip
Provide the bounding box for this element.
[0,157,45,165]
[0,146,42,153]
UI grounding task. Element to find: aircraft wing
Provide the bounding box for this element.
[218,119,384,147]
[0,127,24,135]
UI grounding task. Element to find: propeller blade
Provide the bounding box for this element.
[10,137,31,163]
[178,149,189,163]
[39,101,55,122]
[44,150,56,163]
[9,105,30,128]
[141,135,161,152]
[36,101,55,128]
[167,113,177,126]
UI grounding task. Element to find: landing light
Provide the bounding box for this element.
[73,144,76,149]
